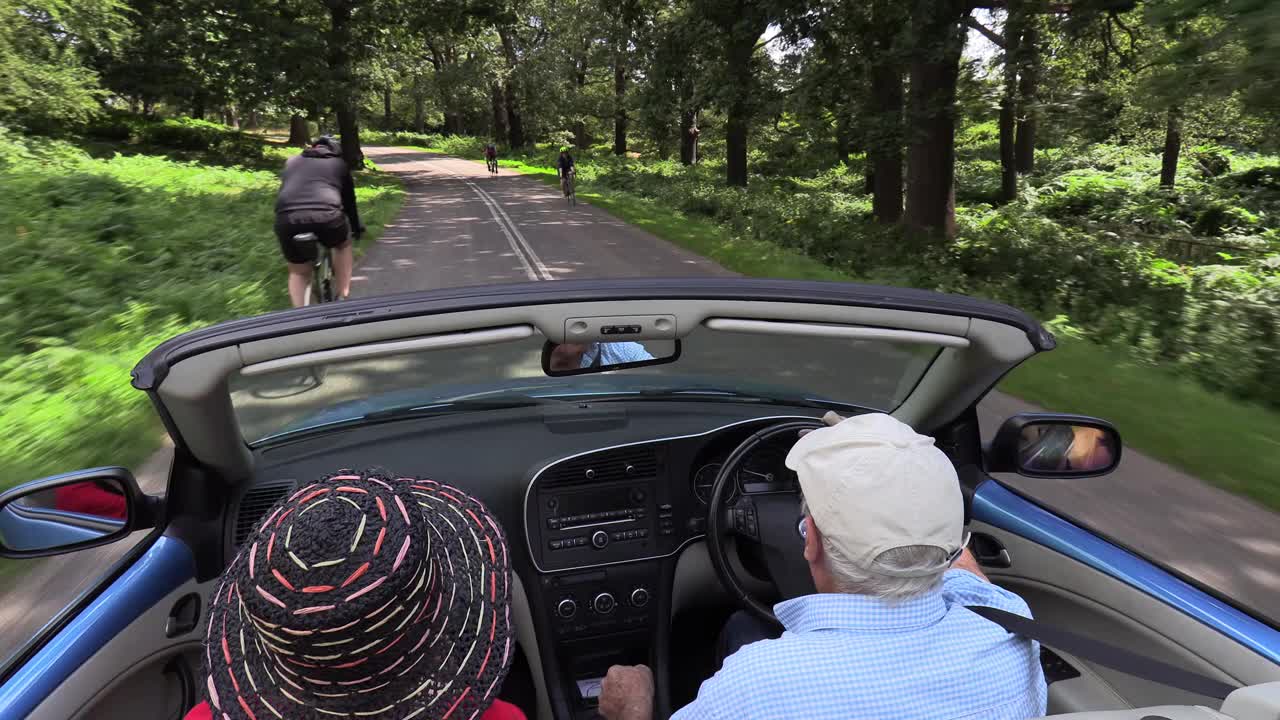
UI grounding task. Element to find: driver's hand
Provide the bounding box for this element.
[599,664,654,720]
[822,411,846,426]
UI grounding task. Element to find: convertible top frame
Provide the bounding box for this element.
[130,278,1053,482]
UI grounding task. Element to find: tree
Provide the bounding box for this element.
[693,0,792,186]
[1,0,127,128]
[903,0,970,237]
[866,0,907,222]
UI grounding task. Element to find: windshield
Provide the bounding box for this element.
[230,326,941,444]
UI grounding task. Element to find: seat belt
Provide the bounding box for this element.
[968,605,1240,701]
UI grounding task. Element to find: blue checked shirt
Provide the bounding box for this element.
[673,570,1047,720]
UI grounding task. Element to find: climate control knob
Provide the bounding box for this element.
[630,588,650,608]
[556,598,578,619]
[591,530,609,549]
[593,592,616,614]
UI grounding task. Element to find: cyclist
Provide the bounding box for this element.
[274,136,364,307]
[557,146,576,197]
[484,142,499,173]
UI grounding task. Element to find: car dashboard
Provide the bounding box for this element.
[242,402,824,719]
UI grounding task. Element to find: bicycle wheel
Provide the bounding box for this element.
[318,251,336,303]
[569,177,576,206]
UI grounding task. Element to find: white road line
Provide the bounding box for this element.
[448,173,538,282]
[467,181,555,281]
[446,168,555,282]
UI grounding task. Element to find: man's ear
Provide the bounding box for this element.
[802,516,823,564]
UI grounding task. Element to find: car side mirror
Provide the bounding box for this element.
[986,413,1122,478]
[0,467,161,558]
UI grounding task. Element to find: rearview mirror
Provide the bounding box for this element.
[0,467,158,558]
[542,339,680,377]
[987,414,1122,478]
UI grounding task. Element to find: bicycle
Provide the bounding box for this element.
[292,232,336,306]
[562,170,576,206]
[291,231,335,387]
[486,155,498,174]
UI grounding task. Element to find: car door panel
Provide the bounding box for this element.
[0,536,201,720]
[971,482,1280,715]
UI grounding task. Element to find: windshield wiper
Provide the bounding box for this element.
[579,388,870,413]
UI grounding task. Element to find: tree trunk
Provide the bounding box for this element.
[679,109,699,165]
[191,91,207,120]
[1014,21,1039,175]
[1160,106,1182,188]
[867,0,905,223]
[244,109,260,130]
[288,114,310,145]
[491,83,507,143]
[613,58,628,156]
[327,2,362,168]
[498,30,525,148]
[414,95,425,134]
[904,0,967,237]
[505,81,525,148]
[724,26,761,187]
[998,54,1019,202]
[383,85,393,129]
[835,114,853,166]
[998,0,1022,202]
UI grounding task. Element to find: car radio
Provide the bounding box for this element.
[527,443,685,572]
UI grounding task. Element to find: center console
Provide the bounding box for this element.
[525,442,690,718]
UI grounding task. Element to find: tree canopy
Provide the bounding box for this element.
[3,0,1276,233]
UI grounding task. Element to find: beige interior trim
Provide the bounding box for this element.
[704,318,971,348]
[511,573,553,720]
[241,325,535,376]
[30,578,216,720]
[971,520,1280,713]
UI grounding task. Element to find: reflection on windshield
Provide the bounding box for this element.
[229,328,941,444]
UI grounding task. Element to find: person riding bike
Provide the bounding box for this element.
[557,146,576,197]
[274,136,365,308]
[485,142,498,172]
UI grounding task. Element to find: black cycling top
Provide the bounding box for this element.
[557,154,575,175]
[275,144,361,231]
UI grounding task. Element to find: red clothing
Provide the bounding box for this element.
[54,482,127,520]
[183,698,526,720]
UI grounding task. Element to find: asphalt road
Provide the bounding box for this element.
[2,145,1276,669]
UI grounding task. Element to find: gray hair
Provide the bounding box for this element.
[802,499,948,600]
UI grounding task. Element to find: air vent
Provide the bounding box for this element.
[543,446,659,489]
[233,480,296,547]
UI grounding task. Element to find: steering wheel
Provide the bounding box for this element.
[706,419,826,624]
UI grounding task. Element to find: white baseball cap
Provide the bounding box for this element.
[785,413,965,577]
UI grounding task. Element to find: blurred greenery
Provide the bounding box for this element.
[0,125,403,489]
[389,131,1280,412]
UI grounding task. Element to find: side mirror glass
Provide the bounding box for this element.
[542,339,680,377]
[0,468,154,558]
[987,414,1122,478]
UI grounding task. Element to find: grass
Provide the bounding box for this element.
[379,140,1280,512]
[0,133,405,491]
[1001,337,1280,511]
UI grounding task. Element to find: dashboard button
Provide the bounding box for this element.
[557,598,578,619]
[591,530,609,549]
[630,488,646,503]
[593,593,616,614]
[630,588,650,608]
[549,540,562,550]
